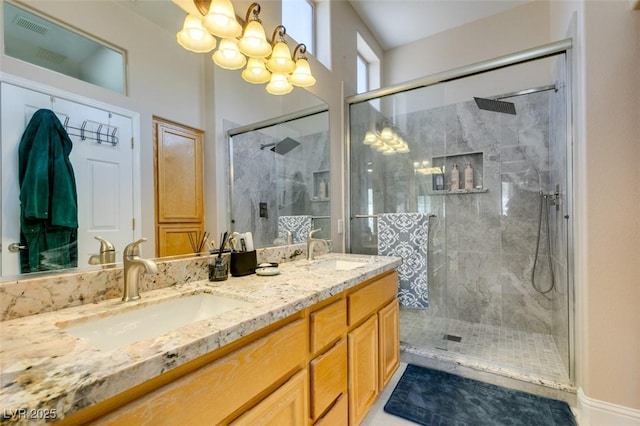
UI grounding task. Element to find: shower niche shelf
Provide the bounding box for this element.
[429,151,486,194]
[312,170,330,201]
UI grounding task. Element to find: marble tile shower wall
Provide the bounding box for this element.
[231,130,329,248]
[401,92,557,335]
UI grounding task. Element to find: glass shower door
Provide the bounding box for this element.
[349,82,453,351]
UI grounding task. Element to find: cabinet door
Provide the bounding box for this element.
[310,339,347,421]
[348,315,378,426]
[154,118,203,223]
[156,223,204,257]
[378,299,400,390]
[231,369,309,426]
[314,394,348,426]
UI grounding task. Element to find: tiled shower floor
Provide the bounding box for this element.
[399,308,571,386]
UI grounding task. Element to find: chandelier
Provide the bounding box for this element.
[176,0,315,95]
[362,121,410,155]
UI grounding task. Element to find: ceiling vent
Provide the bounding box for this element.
[14,15,49,35]
[35,47,67,65]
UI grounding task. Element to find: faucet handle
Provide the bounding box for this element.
[94,236,115,252]
[308,228,322,239]
[123,238,147,258]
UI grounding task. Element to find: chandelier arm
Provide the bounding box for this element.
[292,43,307,60]
[193,0,211,16]
[271,25,287,45]
[245,2,261,23]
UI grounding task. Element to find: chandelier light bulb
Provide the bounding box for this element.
[176,14,216,53]
[363,131,378,145]
[241,57,271,84]
[213,38,247,70]
[266,41,295,73]
[266,72,293,95]
[239,20,272,58]
[380,127,394,142]
[290,58,316,87]
[203,0,242,38]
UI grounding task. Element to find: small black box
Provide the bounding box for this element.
[230,250,257,277]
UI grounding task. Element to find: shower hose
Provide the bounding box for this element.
[532,191,556,294]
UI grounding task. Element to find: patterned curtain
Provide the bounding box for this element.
[377,213,431,309]
[278,215,312,243]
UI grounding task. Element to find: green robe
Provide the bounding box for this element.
[18,109,78,273]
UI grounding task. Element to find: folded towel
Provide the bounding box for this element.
[278,215,312,244]
[377,213,431,309]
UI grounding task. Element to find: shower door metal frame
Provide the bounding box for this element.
[344,38,576,382]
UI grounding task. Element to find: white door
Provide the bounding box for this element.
[1,82,135,275]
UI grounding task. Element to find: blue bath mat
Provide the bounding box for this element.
[384,364,576,426]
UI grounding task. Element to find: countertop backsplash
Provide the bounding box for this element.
[0,242,330,321]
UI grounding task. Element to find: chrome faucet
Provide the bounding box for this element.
[122,238,158,302]
[307,228,328,261]
[88,236,116,268]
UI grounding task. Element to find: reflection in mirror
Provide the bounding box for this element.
[3,1,127,94]
[229,109,330,249]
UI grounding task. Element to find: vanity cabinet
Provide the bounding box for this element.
[88,319,307,425]
[65,270,399,426]
[347,272,400,425]
[231,369,309,426]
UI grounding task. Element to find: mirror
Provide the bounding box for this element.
[0,1,330,280]
[3,2,126,94]
[228,107,330,249]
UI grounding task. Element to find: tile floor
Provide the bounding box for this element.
[399,308,570,383]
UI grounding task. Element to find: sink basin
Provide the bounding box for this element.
[312,258,370,271]
[59,294,249,351]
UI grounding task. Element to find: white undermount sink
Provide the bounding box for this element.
[311,258,370,271]
[59,294,249,351]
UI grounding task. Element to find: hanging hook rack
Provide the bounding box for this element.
[63,116,119,146]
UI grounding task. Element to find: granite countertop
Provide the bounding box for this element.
[0,253,401,424]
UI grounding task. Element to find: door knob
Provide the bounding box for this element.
[8,243,27,253]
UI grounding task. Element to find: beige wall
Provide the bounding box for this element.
[577,0,640,412]
[382,2,551,86]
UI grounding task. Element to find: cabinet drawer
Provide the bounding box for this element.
[231,369,309,426]
[348,271,398,326]
[310,339,347,421]
[96,319,307,425]
[310,299,346,354]
[314,393,348,426]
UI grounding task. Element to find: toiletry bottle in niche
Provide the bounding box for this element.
[318,178,327,199]
[450,163,460,190]
[433,172,445,191]
[464,162,474,190]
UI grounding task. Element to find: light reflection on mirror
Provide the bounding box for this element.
[3,1,126,94]
[229,108,330,249]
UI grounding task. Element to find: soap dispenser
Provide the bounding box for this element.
[464,162,474,190]
[450,163,460,190]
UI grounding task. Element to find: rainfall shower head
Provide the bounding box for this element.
[259,137,301,155]
[474,97,517,115]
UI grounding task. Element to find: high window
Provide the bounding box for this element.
[356,33,380,94]
[282,0,315,54]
